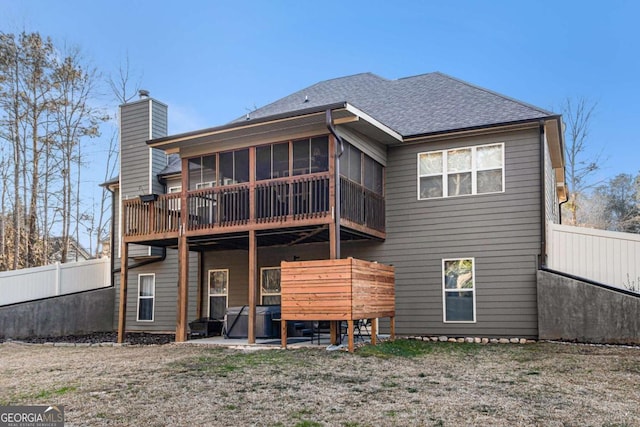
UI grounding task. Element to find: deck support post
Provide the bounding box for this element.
[175,158,190,343]
[390,316,395,341]
[347,319,355,353]
[176,233,189,342]
[281,317,288,349]
[248,229,257,344]
[117,242,129,344]
[371,318,378,345]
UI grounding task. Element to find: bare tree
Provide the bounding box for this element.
[562,97,604,225]
[108,53,140,104]
[0,31,119,269]
[51,49,106,263]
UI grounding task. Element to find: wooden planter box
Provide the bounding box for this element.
[280,257,395,321]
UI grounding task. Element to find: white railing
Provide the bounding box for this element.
[0,258,111,306]
[547,222,640,291]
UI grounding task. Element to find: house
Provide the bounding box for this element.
[104,72,566,344]
[48,236,93,263]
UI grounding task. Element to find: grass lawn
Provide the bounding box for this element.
[1,339,639,426]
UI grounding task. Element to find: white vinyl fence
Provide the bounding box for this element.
[547,222,640,290]
[0,258,111,306]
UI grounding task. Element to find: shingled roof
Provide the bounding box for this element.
[237,72,554,137]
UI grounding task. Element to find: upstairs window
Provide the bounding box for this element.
[188,155,216,190]
[340,141,384,195]
[256,142,289,180]
[418,143,504,199]
[293,136,328,176]
[219,148,249,185]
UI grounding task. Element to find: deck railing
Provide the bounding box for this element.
[123,193,181,237]
[187,184,250,230]
[340,178,385,232]
[123,173,384,237]
[256,174,330,223]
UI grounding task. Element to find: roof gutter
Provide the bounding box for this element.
[148,102,348,148]
[326,109,345,259]
[402,117,556,144]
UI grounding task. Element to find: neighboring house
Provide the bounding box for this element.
[48,236,93,263]
[105,72,566,343]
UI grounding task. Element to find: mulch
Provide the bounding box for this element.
[0,332,175,345]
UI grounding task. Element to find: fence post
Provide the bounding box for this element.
[55,262,61,296]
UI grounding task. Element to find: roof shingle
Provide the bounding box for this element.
[238,72,554,136]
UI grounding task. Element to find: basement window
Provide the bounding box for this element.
[137,273,155,322]
[442,258,476,323]
[261,267,281,305]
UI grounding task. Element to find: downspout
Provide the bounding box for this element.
[109,188,116,284]
[326,109,345,259]
[558,195,570,224]
[539,121,546,269]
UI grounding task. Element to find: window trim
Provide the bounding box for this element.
[208,269,229,320]
[136,273,155,322]
[441,258,476,323]
[260,266,281,305]
[418,143,505,200]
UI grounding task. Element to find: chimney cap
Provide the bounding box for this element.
[139,89,150,98]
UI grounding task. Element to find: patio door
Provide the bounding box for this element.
[208,269,228,320]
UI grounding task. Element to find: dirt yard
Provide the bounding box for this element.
[1,339,639,426]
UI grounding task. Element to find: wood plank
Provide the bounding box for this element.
[281,318,287,349]
[348,320,354,353]
[390,316,395,341]
[248,229,257,344]
[117,242,128,344]
[176,235,189,342]
[371,318,378,345]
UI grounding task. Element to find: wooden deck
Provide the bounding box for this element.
[280,257,395,352]
[122,175,385,243]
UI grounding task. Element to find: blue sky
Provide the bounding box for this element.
[2,0,639,188]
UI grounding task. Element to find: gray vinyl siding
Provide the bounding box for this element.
[112,248,199,333]
[151,101,169,195]
[120,98,168,258]
[342,128,543,338]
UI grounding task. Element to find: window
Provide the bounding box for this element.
[340,142,362,184]
[219,149,249,185]
[256,142,289,180]
[188,155,216,190]
[293,136,328,176]
[442,259,475,322]
[208,270,228,320]
[137,274,155,321]
[260,267,281,305]
[363,155,384,195]
[418,143,504,199]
